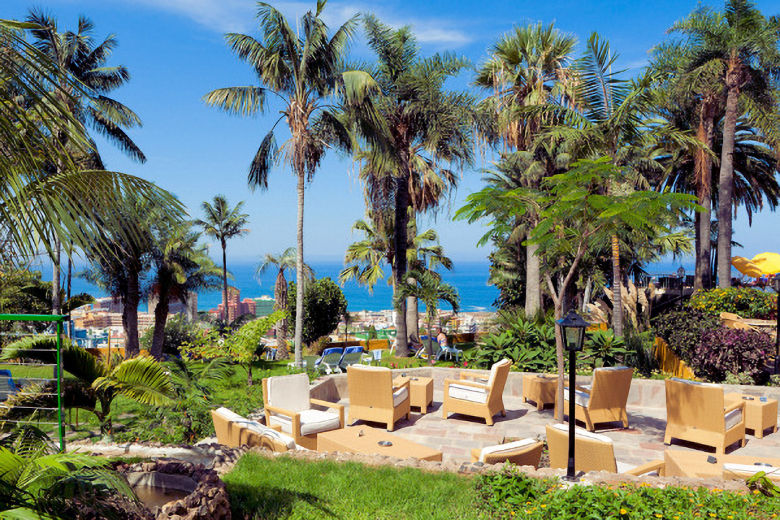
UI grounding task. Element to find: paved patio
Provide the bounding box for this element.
[337,391,780,467]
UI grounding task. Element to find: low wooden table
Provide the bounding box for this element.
[393,375,434,413]
[725,393,778,438]
[522,374,557,411]
[664,449,780,479]
[317,426,442,461]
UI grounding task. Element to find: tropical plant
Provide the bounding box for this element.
[469,312,556,372]
[288,278,348,348]
[652,307,720,365]
[394,269,460,358]
[256,248,314,360]
[693,327,772,384]
[689,287,777,319]
[582,329,629,369]
[139,313,205,357]
[203,0,371,367]
[342,15,474,355]
[0,426,143,519]
[670,0,780,287]
[195,195,249,321]
[0,337,173,435]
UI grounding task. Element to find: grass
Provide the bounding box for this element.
[223,453,481,520]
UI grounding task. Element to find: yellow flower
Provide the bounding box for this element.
[620,508,628,515]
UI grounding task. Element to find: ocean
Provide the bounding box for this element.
[45,258,698,313]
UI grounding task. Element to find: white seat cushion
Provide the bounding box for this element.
[215,407,245,423]
[267,373,311,412]
[563,389,591,407]
[552,423,613,444]
[616,460,659,475]
[725,408,743,430]
[393,386,409,407]
[487,359,511,387]
[724,463,780,477]
[449,383,488,403]
[479,438,537,462]
[270,409,341,436]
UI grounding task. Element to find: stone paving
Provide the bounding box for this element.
[338,391,780,467]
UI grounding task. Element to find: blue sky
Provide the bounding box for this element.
[6,0,780,267]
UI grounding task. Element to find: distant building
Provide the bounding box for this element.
[148,287,198,322]
[209,286,256,321]
[252,296,276,317]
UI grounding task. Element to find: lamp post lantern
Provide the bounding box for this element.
[555,309,589,481]
[774,274,780,374]
[677,266,686,309]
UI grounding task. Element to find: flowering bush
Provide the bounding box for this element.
[691,327,772,385]
[689,287,777,320]
[653,308,719,365]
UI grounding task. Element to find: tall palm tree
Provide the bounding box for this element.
[203,1,370,367]
[256,248,314,360]
[195,195,249,321]
[475,23,576,316]
[670,0,780,287]
[394,269,459,359]
[25,11,147,314]
[343,16,474,355]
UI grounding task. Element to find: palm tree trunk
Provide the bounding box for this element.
[393,178,410,356]
[123,266,141,358]
[293,170,306,367]
[274,270,289,360]
[717,72,740,288]
[51,236,61,315]
[425,315,434,360]
[610,235,623,337]
[694,102,715,291]
[406,296,419,342]
[525,240,541,317]
[221,241,229,322]
[151,273,171,360]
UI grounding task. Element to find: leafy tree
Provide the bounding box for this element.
[394,269,460,358]
[288,278,347,347]
[195,195,249,321]
[342,16,474,356]
[256,248,314,360]
[140,313,204,357]
[203,1,371,367]
[522,157,697,419]
[0,337,174,435]
[670,0,780,287]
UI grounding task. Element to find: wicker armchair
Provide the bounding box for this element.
[442,358,511,426]
[211,407,296,452]
[664,378,745,454]
[470,438,544,467]
[262,373,345,450]
[557,366,633,431]
[347,364,411,431]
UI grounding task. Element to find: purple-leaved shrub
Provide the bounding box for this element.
[692,327,772,385]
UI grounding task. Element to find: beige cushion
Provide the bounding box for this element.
[725,408,743,430]
[215,407,245,423]
[449,383,488,403]
[478,438,537,462]
[724,463,780,477]
[563,389,591,407]
[267,373,310,412]
[552,423,613,444]
[350,364,389,373]
[393,386,409,407]
[270,409,341,436]
[487,359,511,387]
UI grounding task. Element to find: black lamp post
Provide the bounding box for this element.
[555,309,589,481]
[774,274,780,374]
[677,266,686,309]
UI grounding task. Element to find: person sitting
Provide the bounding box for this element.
[436,327,448,350]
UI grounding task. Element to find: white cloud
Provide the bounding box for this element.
[127,0,472,46]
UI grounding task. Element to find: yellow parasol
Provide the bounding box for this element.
[731,256,764,278]
[750,252,780,275]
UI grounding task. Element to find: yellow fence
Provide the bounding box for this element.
[653,337,696,380]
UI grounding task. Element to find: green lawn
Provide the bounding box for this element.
[223,454,481,520]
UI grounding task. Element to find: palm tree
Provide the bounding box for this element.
[474,23,576,316]
[394,269,459,359]
[203,1,370,367]
[256,248,314,360]
[343,16,474,355]
[670,0,780,287]
[149,220,222,359]
[25,11,147,314]
[195,195,249,321]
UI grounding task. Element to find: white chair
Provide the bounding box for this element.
[262,373,344,450]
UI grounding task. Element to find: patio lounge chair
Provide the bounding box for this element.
[664,378,745,454]
[435,343,463,362]
[347,364,410,431]
[470,438,544,467]
[0,369,18,401]
[558,366,633,431]
[211,407,296,452]
[546,423,664,475]
[262,373,345,450]
[362,348,388,365]
[314,347,344,374]
[338,346,364,371]
[442,358,511,426]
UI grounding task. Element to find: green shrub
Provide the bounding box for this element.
[582,329,629,369]
[467,311,556,372]
[288,277,348,347]
[652,307,719,365]
[140,314,204,356]
[475,467,780,519]
[690,287,777,320]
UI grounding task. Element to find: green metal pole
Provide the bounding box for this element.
[56,320,64,452]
